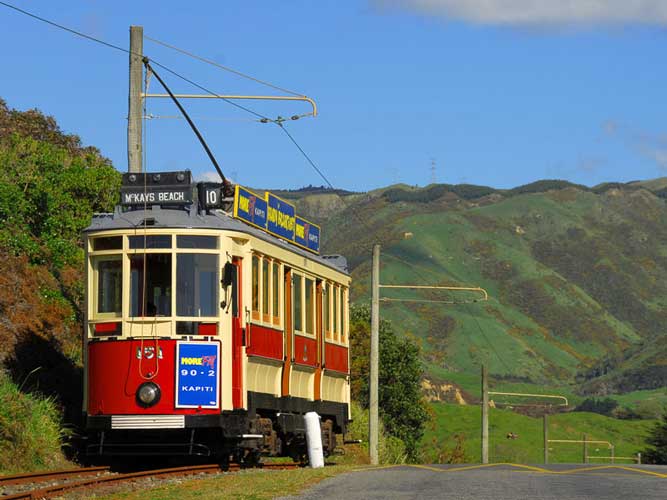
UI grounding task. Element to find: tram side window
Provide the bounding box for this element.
[96,258,122,315]
[305,277,315,336]
[252,255,260,320]
[293,274,303,332]
[177,254,218,317]
[262,258,270,322]
[272,262,280,325]
[323,282,331,340]
[333,285,339,342]
[130,254,172,316]
[341,287,348,344]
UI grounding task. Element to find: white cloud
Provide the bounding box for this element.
[374,0,667,26]
[197,171,225,183]
[603,120,667,172]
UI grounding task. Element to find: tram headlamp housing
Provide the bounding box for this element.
[136,382,161,407]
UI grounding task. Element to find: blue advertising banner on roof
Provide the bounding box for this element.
[231,185,321,254]
[233,185,268,230]
[295,216,321,253]
[266,193,296,242]
[175,341,220,409]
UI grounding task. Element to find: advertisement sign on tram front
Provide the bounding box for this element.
[175,341,220,409]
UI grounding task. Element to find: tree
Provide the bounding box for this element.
[0,100,120,268]
[642,411,667,464]
[349,303,429,462]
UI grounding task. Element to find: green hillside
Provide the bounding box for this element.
[424,402,654,464]
[315,182,667,396]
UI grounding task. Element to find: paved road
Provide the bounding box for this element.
[279,464,667,500]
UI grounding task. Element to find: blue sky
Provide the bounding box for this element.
[1,1,667,191]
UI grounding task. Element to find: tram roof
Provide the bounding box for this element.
[84,206,349,275]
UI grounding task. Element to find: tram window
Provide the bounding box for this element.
[333,285,339,341]
[272,262,280,325]
[129,235,171,249]
[324,283,332,340]
[305,278,314,335]
[252,255,260,320]
[177,235,218,249]
[262,258,270,322]
[177,254,218,317]
[293,275,303,332]
[130,254,172,316]
[341,287,348,344]
[93,236,122,251]
[96,259,122,315]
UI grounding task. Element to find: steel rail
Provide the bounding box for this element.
[0,466,110,486]
[2,462,299,500]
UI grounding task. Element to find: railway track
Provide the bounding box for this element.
[0,462,300,499]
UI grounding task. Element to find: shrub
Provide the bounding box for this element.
[0,372,66,472]
[349,304,430,462]
[642,411,667,464]
[347,401,407,464]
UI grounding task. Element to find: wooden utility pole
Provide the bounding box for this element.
[543,414,549,464]
[128,25,143,173]
[481,365,489,464]
[369,244,380,465]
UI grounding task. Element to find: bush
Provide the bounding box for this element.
[509,179,588,195]
[349,304,430,462]
[0,372,67,472]
[347,401,407,464]
[575,397,619,416]
[642,411,667,464]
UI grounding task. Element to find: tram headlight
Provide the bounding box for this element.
[136,382,161,407]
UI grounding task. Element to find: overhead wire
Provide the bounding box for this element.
[144,35,306,97]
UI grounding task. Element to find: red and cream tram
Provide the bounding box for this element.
[83,171,350,462]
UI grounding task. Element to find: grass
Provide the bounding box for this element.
[0,371,67,473]
[423,402,655,464]
[101,466,355,500]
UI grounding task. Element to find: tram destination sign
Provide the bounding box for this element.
[232,185,321,254]
[120,171,193,206]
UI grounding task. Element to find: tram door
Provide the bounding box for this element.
[231,258,243,408]
[281,268,292,396]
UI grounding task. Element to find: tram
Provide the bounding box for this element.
[83,171,351,461]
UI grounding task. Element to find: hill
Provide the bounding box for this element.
[424,402,654,463]
[309,181,667,396]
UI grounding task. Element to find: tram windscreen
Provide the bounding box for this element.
[177,254,218,317]
[130,254,172,316]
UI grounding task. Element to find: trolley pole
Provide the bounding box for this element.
[128,25,143,173]
[543,414,549,464]
[481,364,489,464]
[369,244,380,465]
